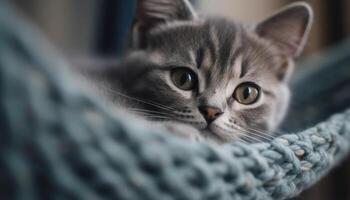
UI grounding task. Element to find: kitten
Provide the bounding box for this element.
[77,0,313,143]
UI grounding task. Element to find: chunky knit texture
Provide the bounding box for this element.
[1,2,350,200]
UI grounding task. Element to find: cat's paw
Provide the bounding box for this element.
[160,122,204,142]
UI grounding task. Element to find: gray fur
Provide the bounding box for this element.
[77,0,313,143]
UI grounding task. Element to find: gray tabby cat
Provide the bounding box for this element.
[79,0,313,143]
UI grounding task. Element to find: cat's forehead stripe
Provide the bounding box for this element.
[196,47,205,69]
[201,48,213,71]
[218,29,236,74]
[204,20,243,80]
[240,59,248,78]
[208,26,220,66]
[230,53,243,80]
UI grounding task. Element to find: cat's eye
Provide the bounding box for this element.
[233,82,260,105]
[171,68,197,91]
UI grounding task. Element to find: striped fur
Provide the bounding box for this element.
[91,0,313,143]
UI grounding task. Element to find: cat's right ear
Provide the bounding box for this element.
[129,0,198,49]
[255,2,313,58]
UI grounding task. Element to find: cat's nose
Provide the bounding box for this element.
[198,106,223,123]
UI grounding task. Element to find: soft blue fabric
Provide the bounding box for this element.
[0,2,350,200]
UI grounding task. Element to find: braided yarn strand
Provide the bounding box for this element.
[0,2,350,200]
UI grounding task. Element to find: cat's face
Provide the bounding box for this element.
[111,0,313,142]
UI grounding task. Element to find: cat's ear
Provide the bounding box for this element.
[255,2,313,58]
[130,0,198,49]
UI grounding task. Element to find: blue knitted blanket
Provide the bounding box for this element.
[1,2,350,200]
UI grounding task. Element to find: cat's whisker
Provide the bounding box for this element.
[232,127,267,143]
[220,126,256,143]
[236,134,256,144]
[233,135,249,144]
[240,128,275,142]
[248,128,278,139]
[246,126,284,137]
[147,117,171,120]
[148,118,171,122]
[241,127,276,140]
[139,114,173,120]
[228,119,277,140]
[130,108,175,117]
[217,124,259,143]
[132,111,173,118]
[136,114,172,120]
[99,85,171,110]
[148,117,172,121]
[230,132,251,144]
[131,98,177,112]
[241,132,265,143]
[101,86,177,112]
[229,121,276,140]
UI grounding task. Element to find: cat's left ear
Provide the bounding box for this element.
[130,0,198,49]
[255,2,313,58]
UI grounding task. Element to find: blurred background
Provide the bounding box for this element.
[11,0,350,58]
[11,0,350,199]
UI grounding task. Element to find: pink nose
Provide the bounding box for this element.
[198,106,223,123]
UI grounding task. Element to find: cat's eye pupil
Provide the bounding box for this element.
[171,68,197,91]
[233,83,260,105]
[180,73,191,86]
[243,87,251,100]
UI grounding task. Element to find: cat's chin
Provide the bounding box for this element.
[201,127,227,143]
